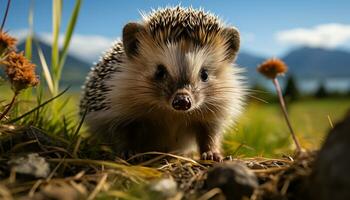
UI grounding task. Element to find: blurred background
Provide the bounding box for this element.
[1,0,350,157]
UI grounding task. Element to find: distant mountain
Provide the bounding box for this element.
[236,47,350,81]
[283,47,350,78]
[2,38,350,90]
[236,51,265,68]
[17,38,91,88]
[236,51,265,82]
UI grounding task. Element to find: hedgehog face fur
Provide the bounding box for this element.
[80,7,245,161]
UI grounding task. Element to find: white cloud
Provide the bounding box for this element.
[71,35,116,61]
[9,29,29,41]
[9,29,116,62]
[40,33,116,62]
[276,23,350,48]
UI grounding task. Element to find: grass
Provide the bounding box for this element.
[1,0,347,160]
[224,98,350,157]
[2,82,348,158]
[47,0,82,96]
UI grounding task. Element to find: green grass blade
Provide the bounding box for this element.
[24,32,32,60]
[72,107,86,138]
[7,87,70,124]
[52,0,62,94]
[24,0,34,60]
[35,39,54,94]
[56,0,82,88]
[20,0,35,104]
[34,85,44,123]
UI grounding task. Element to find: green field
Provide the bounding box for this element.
[2,83,350,157]
[224,98,350,157]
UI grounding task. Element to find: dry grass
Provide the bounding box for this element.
[0,124,316,200]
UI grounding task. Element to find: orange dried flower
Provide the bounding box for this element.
[1,51,39,92]
[257,58,288,79]
[0,31,17,55]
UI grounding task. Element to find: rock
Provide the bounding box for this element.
[149,177,178,198]
[205,161,258,200]
[8,153,50,178]
[308,111,350,200]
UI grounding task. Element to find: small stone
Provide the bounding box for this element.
[205,161,258,200]
[8,153,50,178]
[150,177,178,198]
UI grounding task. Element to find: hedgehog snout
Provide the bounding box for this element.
[172,92,192,111]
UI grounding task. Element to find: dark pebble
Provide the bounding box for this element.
[205,161,258,200]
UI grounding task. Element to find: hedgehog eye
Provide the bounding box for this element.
[200,68,209,82]
[154,64,167,81]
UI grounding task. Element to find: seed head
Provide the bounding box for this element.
[0,31,17,55]
[1,51,39,92]
[257,58,288,79]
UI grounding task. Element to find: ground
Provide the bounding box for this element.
[1,86,350,199]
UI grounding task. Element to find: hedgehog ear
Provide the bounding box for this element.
[222,27,240,61]
[123,22,145,58]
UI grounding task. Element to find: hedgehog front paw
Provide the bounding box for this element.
[201,151,223,162]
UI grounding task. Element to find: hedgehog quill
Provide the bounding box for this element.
[80,7,246,161]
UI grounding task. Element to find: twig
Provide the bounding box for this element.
[138,154,168,166]
[0,184,13,200]
[126,151,206,168]
[197,188,222,200]
[0,0,11,31]
[87,173,108,200]
[47,158,162,178]
[327,114,334,128]
[252,166,289,174]
[71,108,87,157]
[27,179,43,198]
[232,143,244,156]
[72,136,82,158]
[46,156,66,181]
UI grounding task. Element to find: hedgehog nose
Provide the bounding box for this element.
[172,93,192,111]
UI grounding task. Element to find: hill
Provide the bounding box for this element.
[283,47,350,78]
[2,39,350,89]
[236,51,265,81]
[237,47,350,80]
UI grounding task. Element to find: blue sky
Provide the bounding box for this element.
[3,0,350,61]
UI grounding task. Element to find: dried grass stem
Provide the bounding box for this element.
[273,78,301,152]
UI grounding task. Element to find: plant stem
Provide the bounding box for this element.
[272,78,302,152]
[0,0,11,31]
[8,86,70,123]
[0,91,18,121]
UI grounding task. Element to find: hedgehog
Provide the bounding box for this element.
[80,6,245,161]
